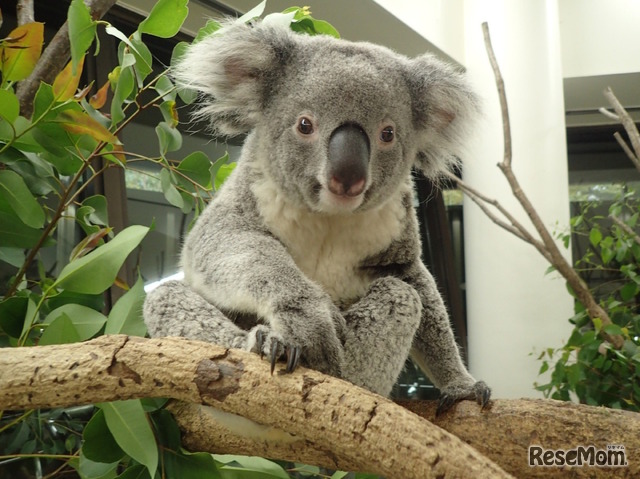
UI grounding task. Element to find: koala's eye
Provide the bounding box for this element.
[297,117,314,135]
[380,126,395,143]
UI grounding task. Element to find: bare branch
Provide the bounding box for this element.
[16,0,35,25]
[481,23,512,169]
[604,87,640,170]
[610,214,640,246]
[613,131,640,172]
[475,23,624,348]
[443,171,550,259]
[16,0,118,117]
[598,107,619,121]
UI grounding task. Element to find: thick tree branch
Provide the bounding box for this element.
[16,0,118,116]
[2,336,638,477]
[0,335,511,479]
[610,214,640,246]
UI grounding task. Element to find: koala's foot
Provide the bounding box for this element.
[436,380,491,416]
[247,325,302,374]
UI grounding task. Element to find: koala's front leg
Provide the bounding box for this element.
[406,263,491,414]
[144,280,247,348]
[185,229,345,377]
[341,277,422,397]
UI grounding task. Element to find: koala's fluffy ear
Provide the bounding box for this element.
[173,21,296,136]
[405,54,480,179]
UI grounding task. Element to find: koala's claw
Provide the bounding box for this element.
[436,380,491,416]
[286,345,302,373]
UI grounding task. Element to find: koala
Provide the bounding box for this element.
[143,19,490,414]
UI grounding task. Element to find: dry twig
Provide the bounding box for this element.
[447,23,624,348]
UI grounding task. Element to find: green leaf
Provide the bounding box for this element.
[100,400,158,479]
[57,109,120,144]
[160,168,184,209]
[178,151,211,188]
[83,409,126,464]
[216,455,289,479]
[115,465,151,479]
[153,74,176,102]
[214,163,236,191]
[129,32,153,85]
[110,66,135,125]
[77,450,119,479]
[170,42,197,104]
[0,89,20,122]
[589,227,602,247]
[68,0,97,74]
[0,295,28,338]
[156,121,182,155]
[620,282,640,302]
[138,0,189,38]
[106,275,147,336]
[39,314,82,345]
[43,304,107,340]
[164,450,218,479]
[151,409,181,450]
[603,323,623,336]
[237,1,266,23]
[0,210,44,248]
[53,225,149,294]
[0,246,25,268]
[193,19,222,43]
[32,82,56,121]
[0,170,45,228]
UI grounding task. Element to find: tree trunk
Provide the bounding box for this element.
[1,335,638,478]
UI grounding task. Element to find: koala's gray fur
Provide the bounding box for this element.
[144,19,490,411]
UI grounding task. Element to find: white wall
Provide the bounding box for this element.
[559,0,640,78]
[462,0,574,398]
[373,0,465,63]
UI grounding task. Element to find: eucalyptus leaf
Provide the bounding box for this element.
[0,295,28,338]
[77,450,119,479]
[100,400,158,479]
[216,455,289,479]
[156,121,182,155]
[138,0,189,38]
[83,409,125,464]
[68,0,96,74]
[0,169,45,228]
[0,246,25,268]
[160,168,184,209]
[164,450,218,479]
[53,225,149,294]
[39,314,81,345]
[106,275,147,336]
[178,151,211,188]
[43,304,107,340]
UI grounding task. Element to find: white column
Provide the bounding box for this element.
[463,0,574,398]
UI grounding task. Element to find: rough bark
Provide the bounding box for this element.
[1,336,638,478]
[0,335,510,479]
[15,0,118,116]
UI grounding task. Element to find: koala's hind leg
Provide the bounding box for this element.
[341,277,422,397]
[143,280,247,348]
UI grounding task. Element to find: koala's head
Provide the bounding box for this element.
[175,20,478,214]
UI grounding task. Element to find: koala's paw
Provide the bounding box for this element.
[436,380,491,416]
[246,325,302,374]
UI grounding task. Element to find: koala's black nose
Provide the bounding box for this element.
[327,123,370,197]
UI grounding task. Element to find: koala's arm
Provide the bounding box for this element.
[405,262,490,412]
[181,200,345,377]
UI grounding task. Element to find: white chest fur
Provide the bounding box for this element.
[252,176,407,305]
